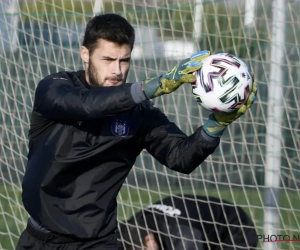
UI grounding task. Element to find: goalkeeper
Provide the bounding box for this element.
[117,194,258,250]
[16,13,257,250]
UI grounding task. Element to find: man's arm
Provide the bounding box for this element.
[142,76,257,174]
[33,51,211,121]
[141,102,220,174]
[33,78,144,120]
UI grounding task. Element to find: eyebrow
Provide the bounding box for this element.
[101,56,131,61]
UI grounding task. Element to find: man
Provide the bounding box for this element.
[117,194,258,250]
[16,13,257,250]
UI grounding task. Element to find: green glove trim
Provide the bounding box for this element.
[202,113,227,138]
[142,76,162,99]
[203,79,258,138]
[142,50,211,99]
[214,81,258,126]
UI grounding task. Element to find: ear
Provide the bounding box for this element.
[144,233,157,249]
[80,46,89,64]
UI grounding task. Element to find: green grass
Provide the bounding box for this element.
[1,184,299,250]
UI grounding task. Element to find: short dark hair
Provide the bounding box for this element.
[82,13,135,55]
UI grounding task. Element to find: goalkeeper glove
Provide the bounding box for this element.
[141,50,211,99]
[203,76,258,138]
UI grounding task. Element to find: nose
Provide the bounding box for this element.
[112,61,122,76]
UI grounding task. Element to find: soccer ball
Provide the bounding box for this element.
[191,53,253,113]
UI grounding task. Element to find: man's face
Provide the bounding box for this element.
[81,39,131,87]
[144,234,159,250]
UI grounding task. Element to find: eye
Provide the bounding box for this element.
[121,58,131,63]
[121,59,130,64]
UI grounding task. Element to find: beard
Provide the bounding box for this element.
[87,59,126,87]
[87,59,101,87]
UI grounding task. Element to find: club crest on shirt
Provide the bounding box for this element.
[111,119,130,137]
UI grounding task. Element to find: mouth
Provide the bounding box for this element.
[107,79,122,85]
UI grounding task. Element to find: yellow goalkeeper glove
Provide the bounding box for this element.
[142,50,211,99]
[203,76,258,138]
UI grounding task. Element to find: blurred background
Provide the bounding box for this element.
[0,0,299,249]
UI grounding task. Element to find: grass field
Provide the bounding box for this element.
[1,184,300,250]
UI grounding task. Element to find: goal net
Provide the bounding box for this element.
[0,0,299,249]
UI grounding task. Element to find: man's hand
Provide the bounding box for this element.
[203,77,258,138]
[142,50,211,99]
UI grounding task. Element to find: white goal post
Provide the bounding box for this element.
[0,0,299,250]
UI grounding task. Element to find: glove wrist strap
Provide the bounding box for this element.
[202,113,227,137]
[141,76,162,99]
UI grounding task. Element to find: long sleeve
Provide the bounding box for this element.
[141,102,220,174]
[33,76,140,121]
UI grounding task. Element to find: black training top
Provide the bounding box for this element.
[22,70,220,242]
